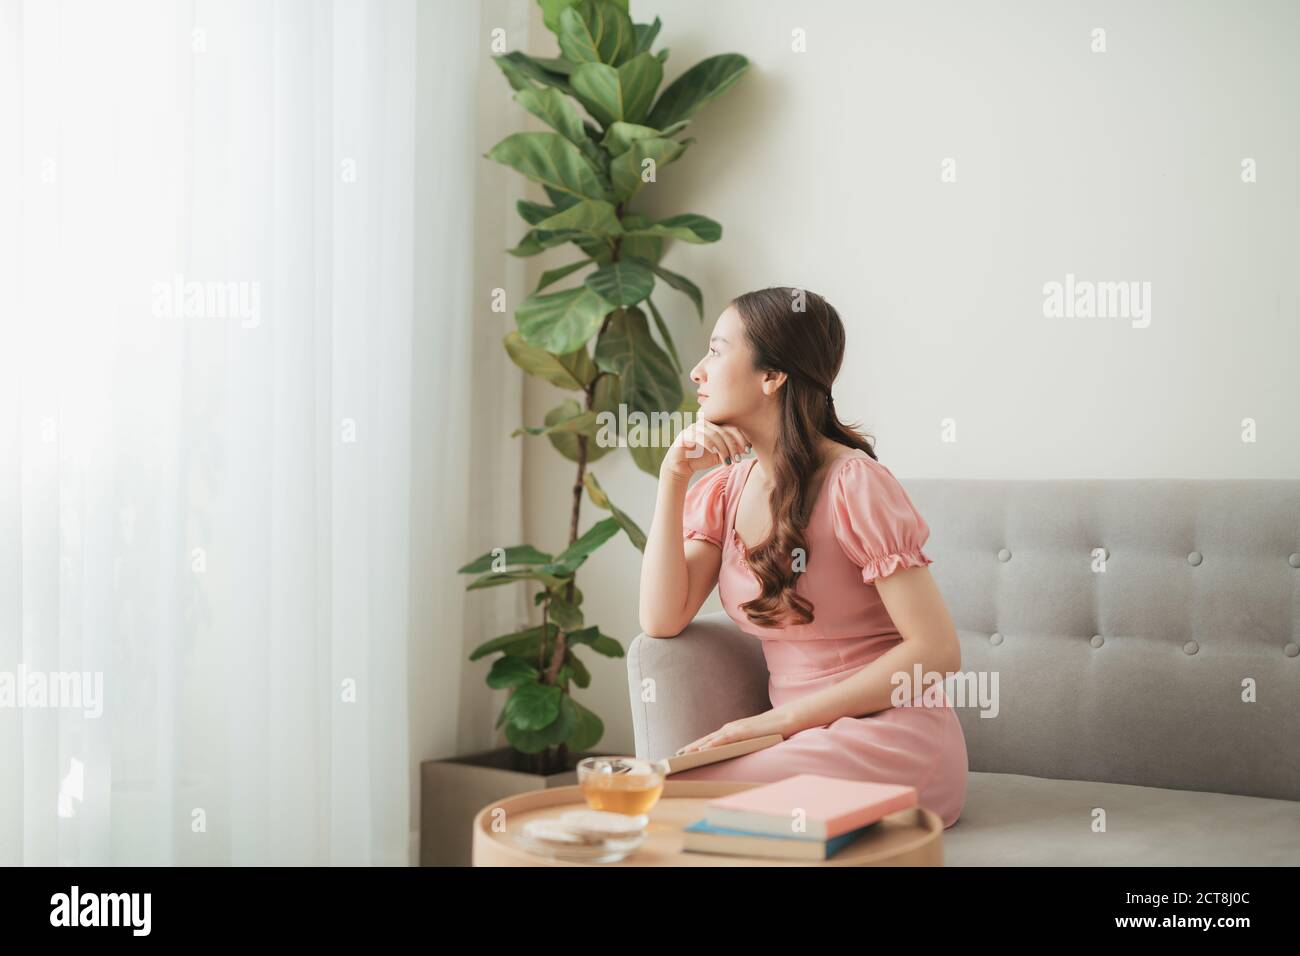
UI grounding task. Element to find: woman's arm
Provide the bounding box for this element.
[637,471,723,638]
[772,566,962,732]
[638,420,749,638]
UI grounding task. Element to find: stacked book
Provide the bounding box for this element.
[683,774,918,861]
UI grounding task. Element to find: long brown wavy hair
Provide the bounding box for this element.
[731,287,878,629]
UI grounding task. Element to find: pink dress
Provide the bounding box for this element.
[669,449,969,829]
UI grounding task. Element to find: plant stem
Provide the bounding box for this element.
[539,603,548,673]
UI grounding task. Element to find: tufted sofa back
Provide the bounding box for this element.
[904,479,1300,801]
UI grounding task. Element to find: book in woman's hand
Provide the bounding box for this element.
[663,734,784,774]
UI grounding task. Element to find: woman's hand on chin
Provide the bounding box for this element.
[660,419,752,482]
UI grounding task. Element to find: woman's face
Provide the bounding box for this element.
[689,304,771,424]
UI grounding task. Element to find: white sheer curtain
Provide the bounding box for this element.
[0,0,520,865]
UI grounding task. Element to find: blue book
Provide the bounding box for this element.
[682,817,873,860]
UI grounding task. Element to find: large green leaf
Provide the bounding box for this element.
[599,121,660,156]
[531,55,574,76]
[629,388,697,477]
[560,651,591,689]
[565,695,605,750]
[646,53,750,129]
[537,259,593,291]
[512,87,601,168]
[504,681,563,731]
[548,595,583,631]
[566,626,625,658]
[573,234,614,265]
[516,284,613,353]
[644,296,683,373]
[539,0,628,36]
[486,131,607,202]
[619,230,664,265]
[627,254,704,320]
[550,517,623,572]
[609,136,688,201]
[537,585,584,611]
[503,330,596,390]
[506,227,583,258]
[593,307,683,414]
[516,199,559,226]
[513,404,598,438]
[506,231,547,258]
[569,52,662,127]
[506,693,577,754]
[548,377,619,463]
[584,260,654,307]
[469,623,558,662]
[492,51,573,97]
[458,543,554,575]
[486,656,540,689]
[622,213,721,244]
[544,186,581,210]
[632,17,662,56]
[557,0,635,66]
[535,199,623,236]
[466,567,566,591]
[599,120,688,165]
[583,471,647,551]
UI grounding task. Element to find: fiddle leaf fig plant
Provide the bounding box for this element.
[459,0,748,775]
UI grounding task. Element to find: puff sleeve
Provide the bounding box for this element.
[681,465,730,548]
[830,457,934,584]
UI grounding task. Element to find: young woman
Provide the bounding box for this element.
[638,287,968,829]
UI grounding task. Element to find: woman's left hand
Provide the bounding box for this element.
[675,709,794,755]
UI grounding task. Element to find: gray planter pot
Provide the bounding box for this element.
[419,747,619,866]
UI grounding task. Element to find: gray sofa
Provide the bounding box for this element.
[628,479,1300,865]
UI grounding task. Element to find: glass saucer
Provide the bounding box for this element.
[512,827,645,863]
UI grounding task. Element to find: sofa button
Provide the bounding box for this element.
[1289,553,1300,569]
[998,548,1012,562]
[1285,643,1299,658]
[1187,551,1203,566]
[989,632,1003,646]
[1183,640,1199,655]
[1090,634,1104,648]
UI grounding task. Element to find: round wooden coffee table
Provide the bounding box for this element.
[472,779,943,866]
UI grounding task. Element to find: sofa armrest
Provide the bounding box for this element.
[626,610,771,761]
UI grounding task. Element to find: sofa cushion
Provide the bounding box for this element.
[905,479,1300,804]
[943,771,1300,866]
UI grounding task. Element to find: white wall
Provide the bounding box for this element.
[514,0,1300,757]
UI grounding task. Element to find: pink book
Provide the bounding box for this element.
[703,773,918,841]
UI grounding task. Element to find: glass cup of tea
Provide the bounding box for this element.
[576,756,670,825]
